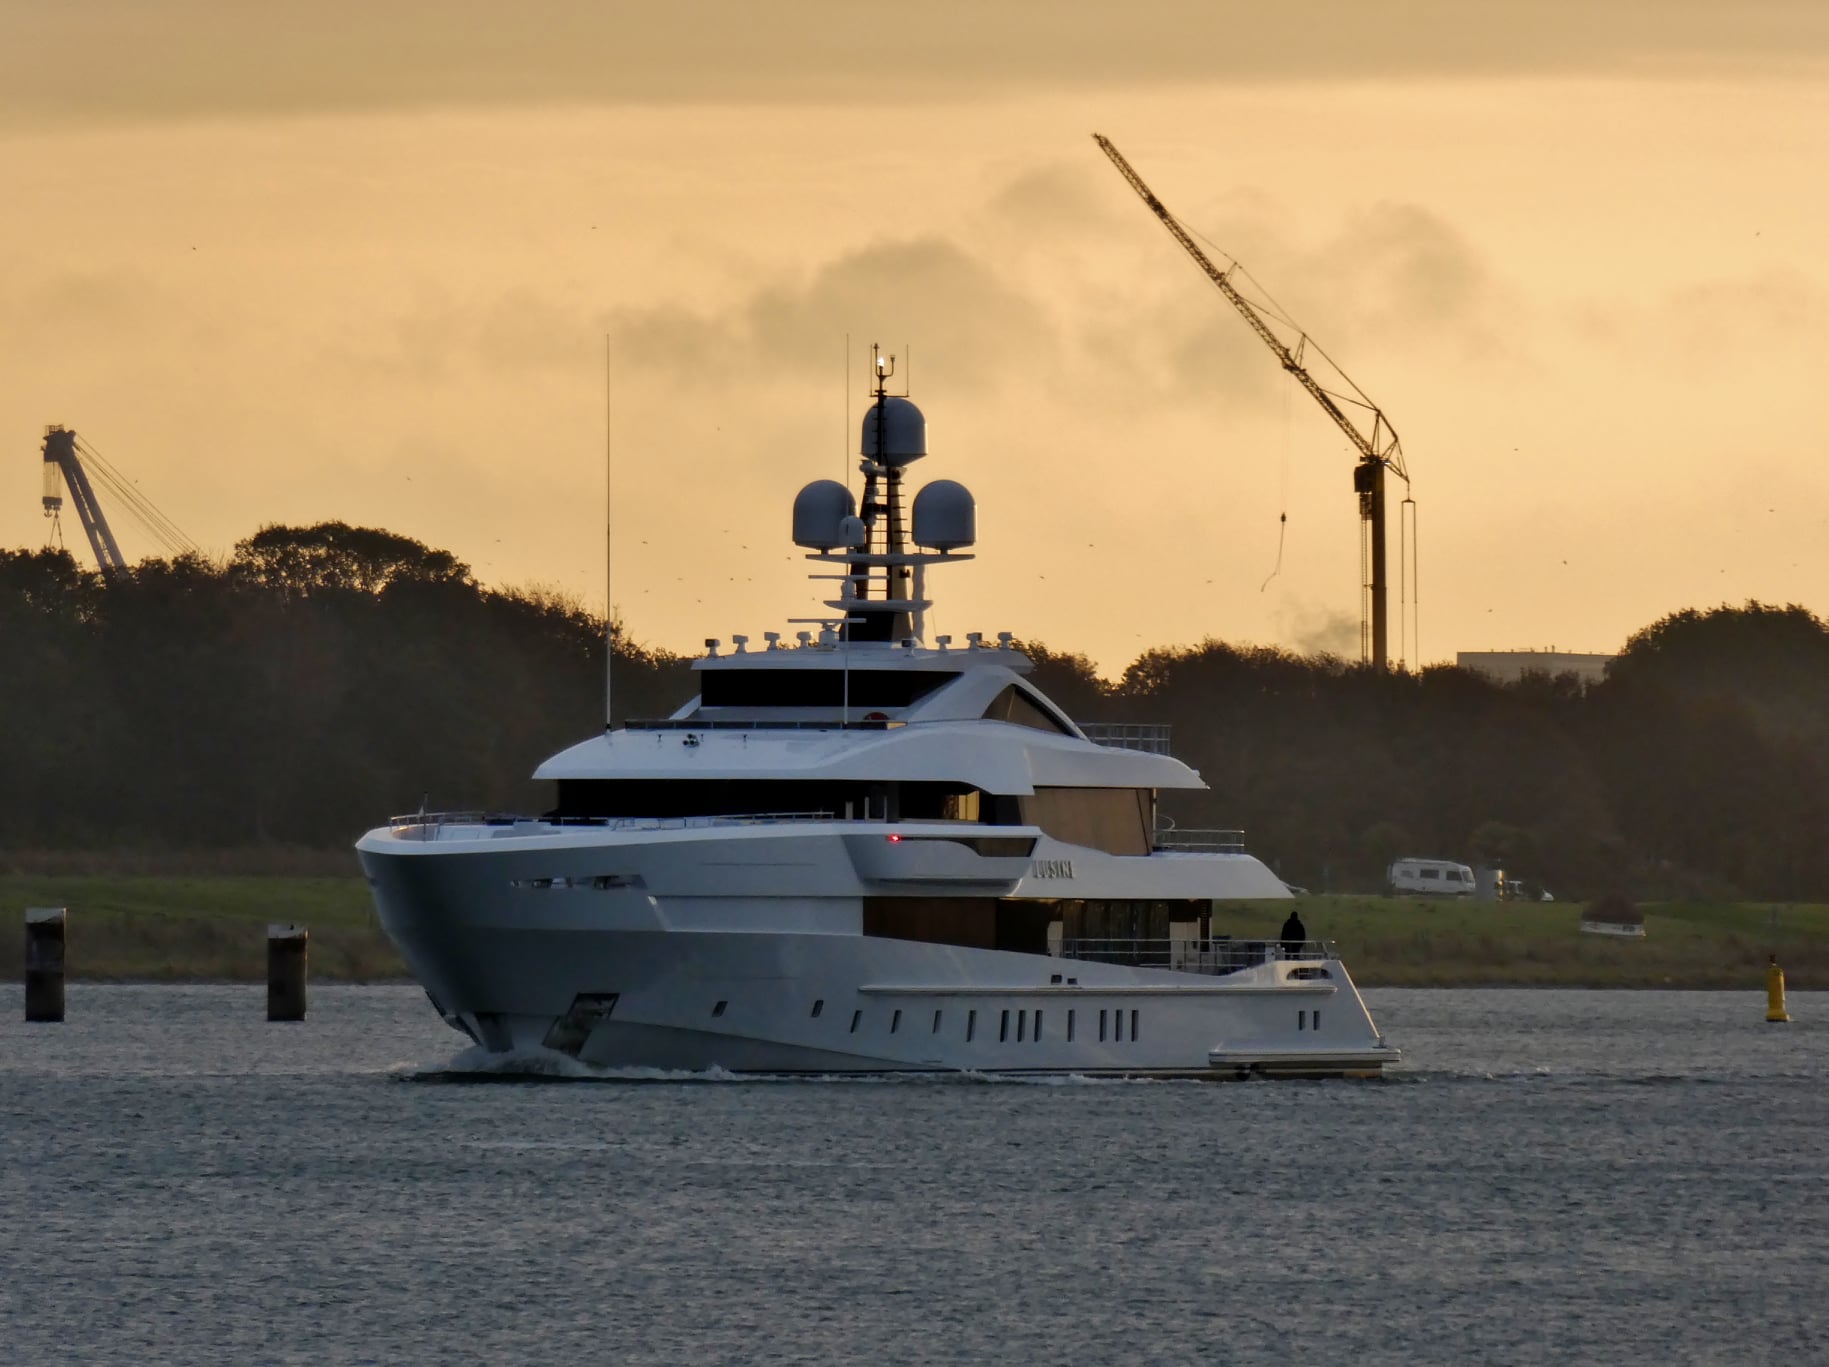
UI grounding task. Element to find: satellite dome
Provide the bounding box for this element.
[912,480,976,551]
[792,480,858,550]
[859,397,927,467]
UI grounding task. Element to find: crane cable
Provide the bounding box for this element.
[71,435,199,558]
[1261,376,1290,592]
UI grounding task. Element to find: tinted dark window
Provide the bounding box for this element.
[699,669,958,708]
[981,684,1075,735]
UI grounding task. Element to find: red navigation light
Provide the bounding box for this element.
[887,834,902,843]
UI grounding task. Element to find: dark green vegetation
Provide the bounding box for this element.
[0,871,399,981]
[2,871,1817,988]
[4,526,1828,910]
[1221,896,1829,989]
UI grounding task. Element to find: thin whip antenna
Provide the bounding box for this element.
[614,333,621,731]
[844,333,851,482]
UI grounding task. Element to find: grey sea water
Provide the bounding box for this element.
[1,987,1823,1366]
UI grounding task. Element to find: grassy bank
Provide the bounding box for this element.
[2,873,1825,987]
[1217,896,1829,989]
[0,874,401,981]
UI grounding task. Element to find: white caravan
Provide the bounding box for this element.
[1388,857,1476,895]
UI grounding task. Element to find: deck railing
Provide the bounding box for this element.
[1079,722,1173,754]
[1058,937,1337,976]
[385,810,837,840]
[1152,827,1247,853]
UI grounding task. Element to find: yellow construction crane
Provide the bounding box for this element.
[1093,133,1416,670]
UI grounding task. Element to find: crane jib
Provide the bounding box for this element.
[1091,132,1418,672]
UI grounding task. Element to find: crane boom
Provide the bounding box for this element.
[1093,133,1413,668]
[42,426,129,579]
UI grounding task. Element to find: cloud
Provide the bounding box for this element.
[608,236,1060,394]
[4,2,1827,128]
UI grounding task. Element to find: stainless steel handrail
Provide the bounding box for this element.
[384,810,839,840]
[1058,937,1338,975]
[1078,722,1173,754]
[1152,828,1247,852]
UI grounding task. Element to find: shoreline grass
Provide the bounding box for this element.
[2,874,1824,988]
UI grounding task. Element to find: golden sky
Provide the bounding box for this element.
[5,2,1827,673]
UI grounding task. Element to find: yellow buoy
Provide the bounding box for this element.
[1766,956,1789,1023]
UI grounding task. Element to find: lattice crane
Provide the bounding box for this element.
[42,426,197,579]
[1093,133,1415,669]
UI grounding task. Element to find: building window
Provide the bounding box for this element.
[712,1000,727,1018]
[811,999,824,1018]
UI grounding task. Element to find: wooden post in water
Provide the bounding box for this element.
[267,924,308,1022]
[25,906,66,1022]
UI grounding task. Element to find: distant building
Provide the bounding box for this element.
[1457,650,1614,684]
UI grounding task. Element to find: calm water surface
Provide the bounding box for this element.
[2,986,1823,1365]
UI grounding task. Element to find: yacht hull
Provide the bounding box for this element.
[357,822,1398,1078]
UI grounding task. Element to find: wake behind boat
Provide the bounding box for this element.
[356,350,1398,1078]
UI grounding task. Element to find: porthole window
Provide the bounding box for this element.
[932,1009,943,1034]
[1067,1009,1076,1043]
[1017,1011,1026,1043]
[1099,1009,1108,1043]
[1034,1009,1044,1042]
[1000,1009,1011,1043]
[1298,1010,1307,1031]
[1131,1009,1139,1041]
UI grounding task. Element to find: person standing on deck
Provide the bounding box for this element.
[1280,908,1307,957]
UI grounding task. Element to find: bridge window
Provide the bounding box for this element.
[982,684,1075,735]
[700,669,958,708]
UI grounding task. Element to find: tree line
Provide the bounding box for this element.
[4,524,1826,900]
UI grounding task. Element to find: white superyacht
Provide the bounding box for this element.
[357,356,1398,1078]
